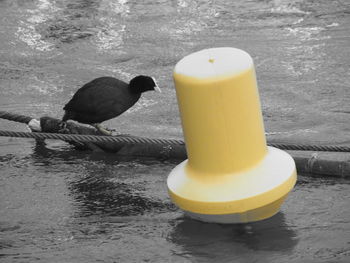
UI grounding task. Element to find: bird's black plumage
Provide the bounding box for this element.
[62,75,159,125]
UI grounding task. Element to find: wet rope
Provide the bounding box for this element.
[0,111,32,124]
[0,130,185,145]
[267,143,350,153]
[1,110,350,152]
[0,130,349,152]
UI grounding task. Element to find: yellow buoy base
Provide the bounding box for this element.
[167,147,297,224]
[184,194,288,224]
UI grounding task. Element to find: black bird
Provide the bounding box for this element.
[62,75,161,135]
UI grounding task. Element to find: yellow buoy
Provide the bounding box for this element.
[167,47,297,223]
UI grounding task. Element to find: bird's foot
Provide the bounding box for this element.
[92,124,116,136]
[58,121,70,133]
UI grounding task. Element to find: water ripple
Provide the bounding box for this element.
[16,21,54,52]
[15,0,60,52]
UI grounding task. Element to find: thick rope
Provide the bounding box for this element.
[1,110,350,152]
[0,111,32,124]
[267,143,350,153]
[0,130,350,152]
[0,130,185,146]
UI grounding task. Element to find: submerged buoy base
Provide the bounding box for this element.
[168,147,296,224]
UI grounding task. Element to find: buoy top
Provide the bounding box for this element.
[174,47,253,79]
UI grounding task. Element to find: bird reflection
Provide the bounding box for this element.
[69,174,163,217]
[31,142,175,217]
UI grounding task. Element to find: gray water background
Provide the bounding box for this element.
[1,0,350,262]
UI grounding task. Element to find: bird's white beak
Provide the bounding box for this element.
[152,77,161,93]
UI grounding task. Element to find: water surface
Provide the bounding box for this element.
[1,142,350,262]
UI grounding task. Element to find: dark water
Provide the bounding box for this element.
[1,142,350,262]
[1,0,350,262]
